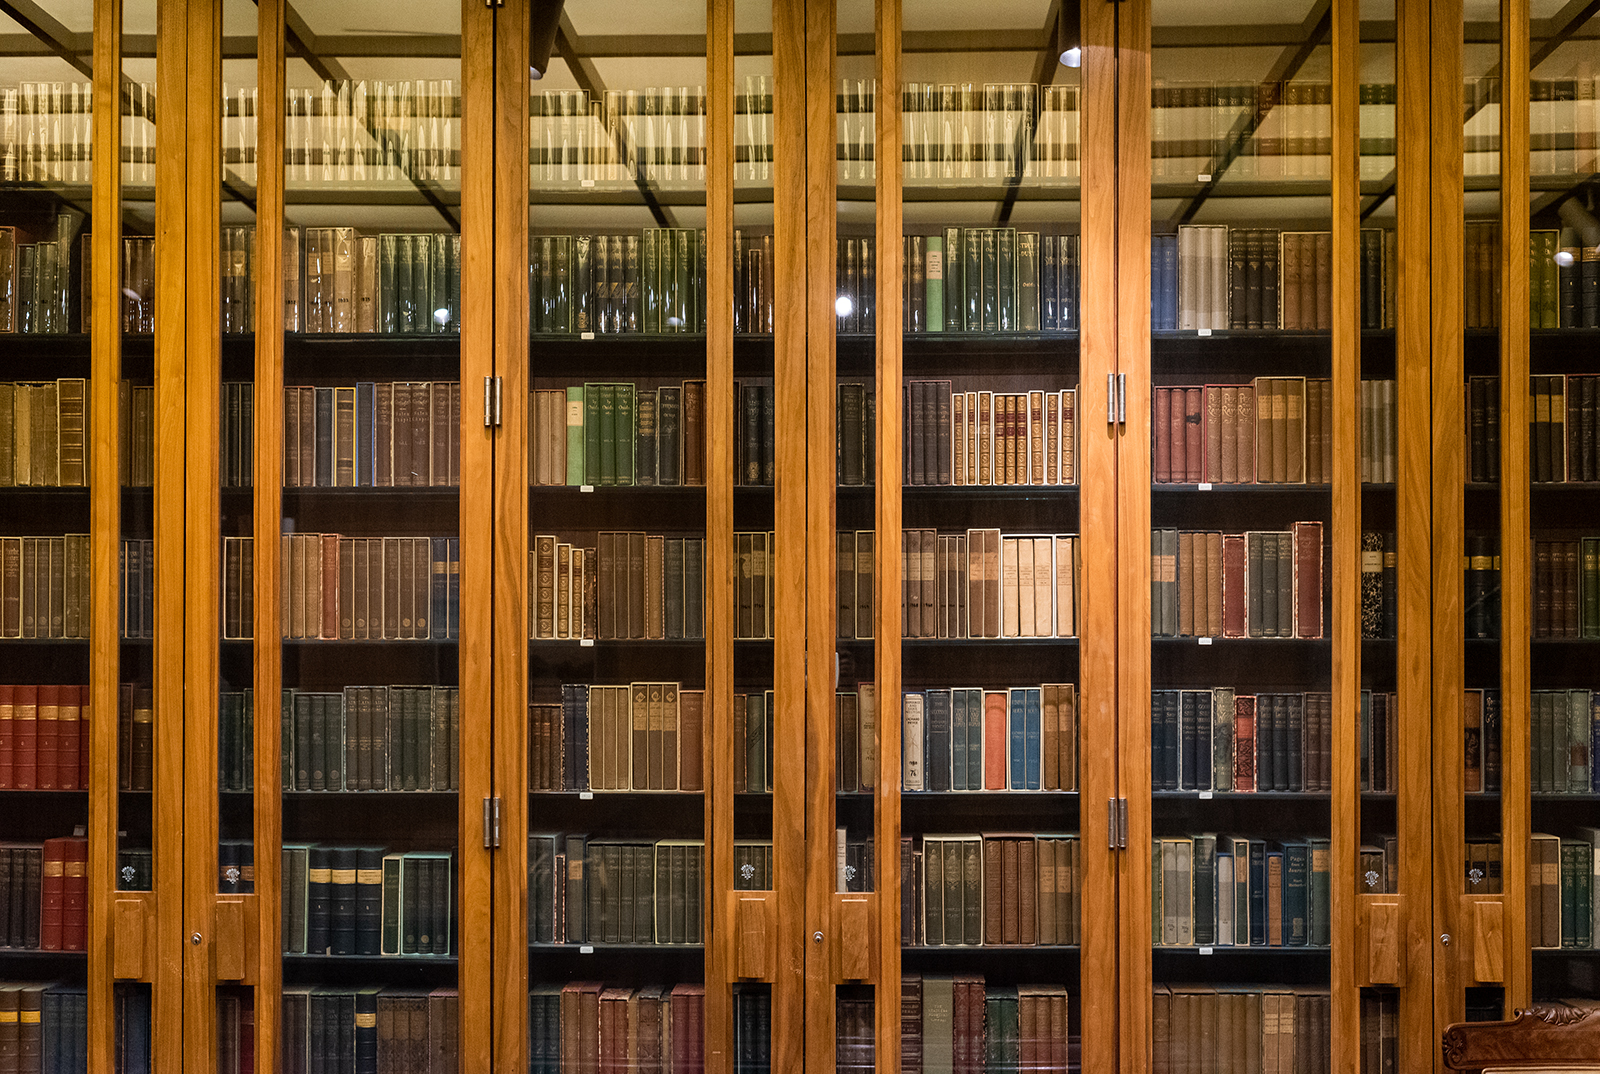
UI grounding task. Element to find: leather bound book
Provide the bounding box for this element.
[11,686,35,790]
[1167,385,1187,483]
[1221,534,1247,637]
[1205,386,1225,482]
[40,837,67,950]
[1234,695,1257,792]
[1183,388,1203,483]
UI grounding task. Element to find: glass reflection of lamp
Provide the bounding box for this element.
[530,0,566,79]
[1057,0,1081,69]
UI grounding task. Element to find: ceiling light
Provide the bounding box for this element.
[1057,0,1081,68]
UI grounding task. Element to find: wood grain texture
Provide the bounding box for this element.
[1429,0,1466,1059]
[770,0,808,1070]
[873,2,903,1072]
[1360,895,1406,986]
[252,0,285,1060]
[492,3,531,1074]
[1396,0,1438,1067]
[1330,0,1362,1068]
[458,0,496,1066]
[1496,0,1532,1016]
[802,0,839,1067]
[1107,3,1150,1073]
[705,4,735,1073]
[1442,1004,1600,1069]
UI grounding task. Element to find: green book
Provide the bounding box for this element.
[942,227,962,330]
[941,837,962,945]
[448,234,462,330]
[675,228,692,331]
[985,987,1019,1074]
[746,690,766,792]
[1561,841,1579,948]
[583,383,602,486]
[429,234,447,331]
[1541,231,1560,330]
[598,383,617,486]
[642,229,660,332]
[565,386,586,486]
[963,227,982,333]
[1577,840,1594,949]
[573,234,593,333]
[925,235,944,332]
[996,228,1015,331]
[1017,231,1039,331]
[553,235,572,332]
[614,383,635,486]
[1571,689,1593,792]
[923,840,942,945]
[394,235,414,332]
[1583,537,1600,638]
[981,228,1000,331]
[1308,837,1331,946]
[410,232,430,333]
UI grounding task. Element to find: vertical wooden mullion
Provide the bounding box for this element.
[705,0,737,1069]
[252,0,286,1061]
[88,0,125,1069]
[770,0,808,1068]
[458,0,496,1065]
[1109,1,1150,1072]
[1430,0,1467,1054]
[492,2,531,1074]
[1330,0,1362,1069]
[1497,0,1532,1016]
[872,1,903,1072]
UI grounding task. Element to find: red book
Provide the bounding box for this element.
[1168,386,1186,483]
[1293,521,1325,639]
[77,686,89,790]
[39,836,68,951]
[1184,388,1204,483]
[321,533,341,639]
[0,684,13,789]
[1221,535,1248,638]
[62,836,87,951]
[983,691,1008,791]
[34,686,58,791]
[56,687,81,791]
[12,686,37,790]
[670,987,690,1074]
[240,1000,256,1074]
[1233,695,1257,792]
[1153,388,1171,483]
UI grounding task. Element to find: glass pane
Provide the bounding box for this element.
[1528,0,1600,1006]
[1148,1,1333,1064]
[890,1,1082,1071]
[523,5,711,1070]
[264,3,465,1068]
[0,0,99,1059]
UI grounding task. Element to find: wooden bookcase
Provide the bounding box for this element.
[0,0,1589,1071]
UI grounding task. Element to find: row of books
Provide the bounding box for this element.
[1,81,95,184]
[297,228,461,335]
[529,533,709,642]
[530,684,705,794]
[896,976,1074,1074]
[1360,532,1401,640]
[0,214,81,335]
[528,983,705,1074]
[734,691,775,795]
[886,81,1083,182]
[111,236,156,335]
[0,835,86,952]
[530,85,710,184]
[527,836,704,946]
[899,834,1081,947]
[1358,837,1401,895]
[273,77,457,183]
[281,382,461,488]
[0,685,91,791]
[1530,831,1600,950]
[1152,835,1331,948]
[1152,985,1333,1074]
[1362,691,1402,795]
[858,530,1080,640]
[1462,688,1503,795]
[118,538,154,642]
[528,382,708,488]
[279,686,460,793]
[1149,80,1348,181]
[280,846,453,956]
[1151,525,1325,639]
[1465,533,1503,640]
[893,232,1083,335]
[1527,227,1600,330]
[1150,689,1334,794]
[0,379,86,487]
[900,685,1079,793]
[1531,538,1599,638]
[0,983,95,1074]
[0,534,91,640]
[218,534,461,641]
[899,383,1079,487]
[1528,374,1600,483]
[1153,378,1365,486]
[530,229,704,335]
[281,987,458,1074]
[1530,689,1600,794]
[218,841,254,896]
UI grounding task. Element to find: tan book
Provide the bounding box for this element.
[1032,537,1052,638]
[55,378,85,487]
[1002,537,1021,637]
[1056,535,1076,637]
[12,383,30,486]
[952,391,967,485]
[977,391,992,484]
[1015,537,1034,637]
[1254,378,1274,483]
[357,235,378,332]
[646,535,665,639]
[1284,376,1306,483]
[1206,531,1224,638]
[1177,531,1195,636]
[983,528,1001,638]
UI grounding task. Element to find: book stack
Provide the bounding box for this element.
[121,537,154,640]
[896,234,1083,333]
[289,229,461,334]
[1465,532,1501,638]
[219,534,461,641]
[1463,840,1504,895]
[734,690,775,794]
[0,835,88,951]
[118,846,152,890]
[737,381,776,485]
[530,532,707,642]
[529,983,706,1074]
[835,386,875,487]
[734,841,774,890]
[835,237,875,332]
[899,977,1074,1074]
[281,987,459,1073]
[835,533,874,638]
[1360,532,1400,640]
[835,686,878,793]
[1532,537,1600,638]
[735,533,774,641]
[116,685,156,793]
[1359,838,1402,895]
[1361,690,1401,794]
[0,535,93,639]
[119,380,156,487]
[218,841,254,894]
[526,836,704,945]
[1150,523,1325,639]
[902,382,1079,486]
[1152,835,1331,948]
[1153,378,1350,485]
[282,381,460,487]
[891,529,1080,640]
[280,686,460,793]
[901,684,1078,793]
[0,685,90,790]
[1462,687,1502,794]
[1530,689,1600,794]
[219,382,253,489]
[899,834,1081,947]
[528,683,705,793]
[1151,80,1335,181]
[734,231,775,333]
[1151,689,1332,793]
[893,81,1081,182]
[284,78,458,184]
[1525,375,1600,482]
[1152,986,1331,1073]
[0,82,95,183]
[0,379,86,485]
[529,381,708,487]
[1361,379,1398,483]
[1530,831,1600,949]
[0,214,83,334]
[532,85,707,184]
[281,846,453,956]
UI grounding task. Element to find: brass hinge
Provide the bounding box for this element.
[1107,797,1128,849]
[484,376,502,427]
[482,797,502,848]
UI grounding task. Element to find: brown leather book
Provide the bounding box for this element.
[1154,388,1172,483]
[1284,377,1305,483]
[1169,385,1187,483]
[318,534,340,640]
[631,682,649,791]
[1184,388,1203,483]
[1281,233,1301,329]
[628,532,647,640]
[1315,232,1333,330]
[374,383,394,487]
[1059,685,1078,790]
[1292,521,1324,639]
[1304,378,1321,484]
[1268,852,1284,945]
[1177,531,1195,637]
[1204,385,1224,483]
[1235,384,1256,483]
[1205,532,1225,638]
[1000,837,1020,944]
[646,535,665,640]
[1019,836,1037,944]
[678,689,703,792]
[982,838,1003,945]
[1036,838,1057,944]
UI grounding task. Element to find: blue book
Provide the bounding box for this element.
[1248,841,1267,946]
[965,688,984,790]
[1009,689,1027,790]
[1180,691,1197,790]
[431,538,449,641]
[1024,688,1042,790]
[355,382,375,486]
[926,690,952,792]
[950,689,969,791]
[1193,691,1212,791]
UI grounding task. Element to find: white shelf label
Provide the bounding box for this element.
[1198,945,1214,955]
[1197,482,1212,491]
[1199,790,1213,800]
[580,638,595,648]
[1197,328,1212,337]
[580,484,595,493]
[580,179,596,188]
[580,331,596,340]
[579,791,594,800]
[1198,636,1213,646]
[580,944,595,953]
[1197,173,1212,183]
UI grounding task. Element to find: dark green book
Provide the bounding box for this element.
[380,854,402,954]
[982,228,1001,331]
[1308,838,1331,946]
[598,383,617,486]
[573,234,593,333]
[684,538,704,639]
[985,987,1019,1073]
[307,694,327,791]
[1282,841,1310,946]
[675,229,693,331]
[378,234,398,333]
[943,227,962,330]
[623,235,641,331]
[963,227,981,333]
[1192,834,1216,945]
[307,846,332,954]
[747,691,767,792]
[330,846,359,955]
[664,538,684,639]
[642,229,660,332]
[1018,232,1039,331]
[448,234,462,330]
[657,386,681,486]
[615,383,635,486]
[553,235,571,333]
[942,837,963,944]
[402,855,423,953]
[410,232,429,333]
[431,688,451,791]
[430,853,451,955]
[922,839,942,945]
[633,843,654,944]
[429,234,447,332]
